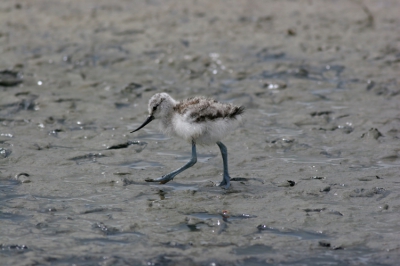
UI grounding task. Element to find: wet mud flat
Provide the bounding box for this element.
[1,0,400,265]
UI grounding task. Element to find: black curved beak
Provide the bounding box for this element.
[130,115,154,133]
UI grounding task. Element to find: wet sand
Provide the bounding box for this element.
[1,0,400,265]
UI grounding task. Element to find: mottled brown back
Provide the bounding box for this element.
[174,96,245,123]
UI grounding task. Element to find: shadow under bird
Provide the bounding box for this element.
[131,93,244,189]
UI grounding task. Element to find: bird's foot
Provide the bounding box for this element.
[218,176,231,189]
[145,174,174,184]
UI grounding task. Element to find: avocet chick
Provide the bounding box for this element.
[131,93,244,189]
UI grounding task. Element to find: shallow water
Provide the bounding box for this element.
[1,0,400,265]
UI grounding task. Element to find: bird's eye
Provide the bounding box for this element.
[152,105,158,111]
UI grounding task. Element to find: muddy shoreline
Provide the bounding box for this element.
[1,0,400,265]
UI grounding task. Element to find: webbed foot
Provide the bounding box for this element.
[145,175,174,184]
[218,176,231,189]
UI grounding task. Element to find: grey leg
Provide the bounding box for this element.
[146,141,197,184]
[216,141,231,189]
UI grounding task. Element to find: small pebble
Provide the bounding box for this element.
[320,186,331,192]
